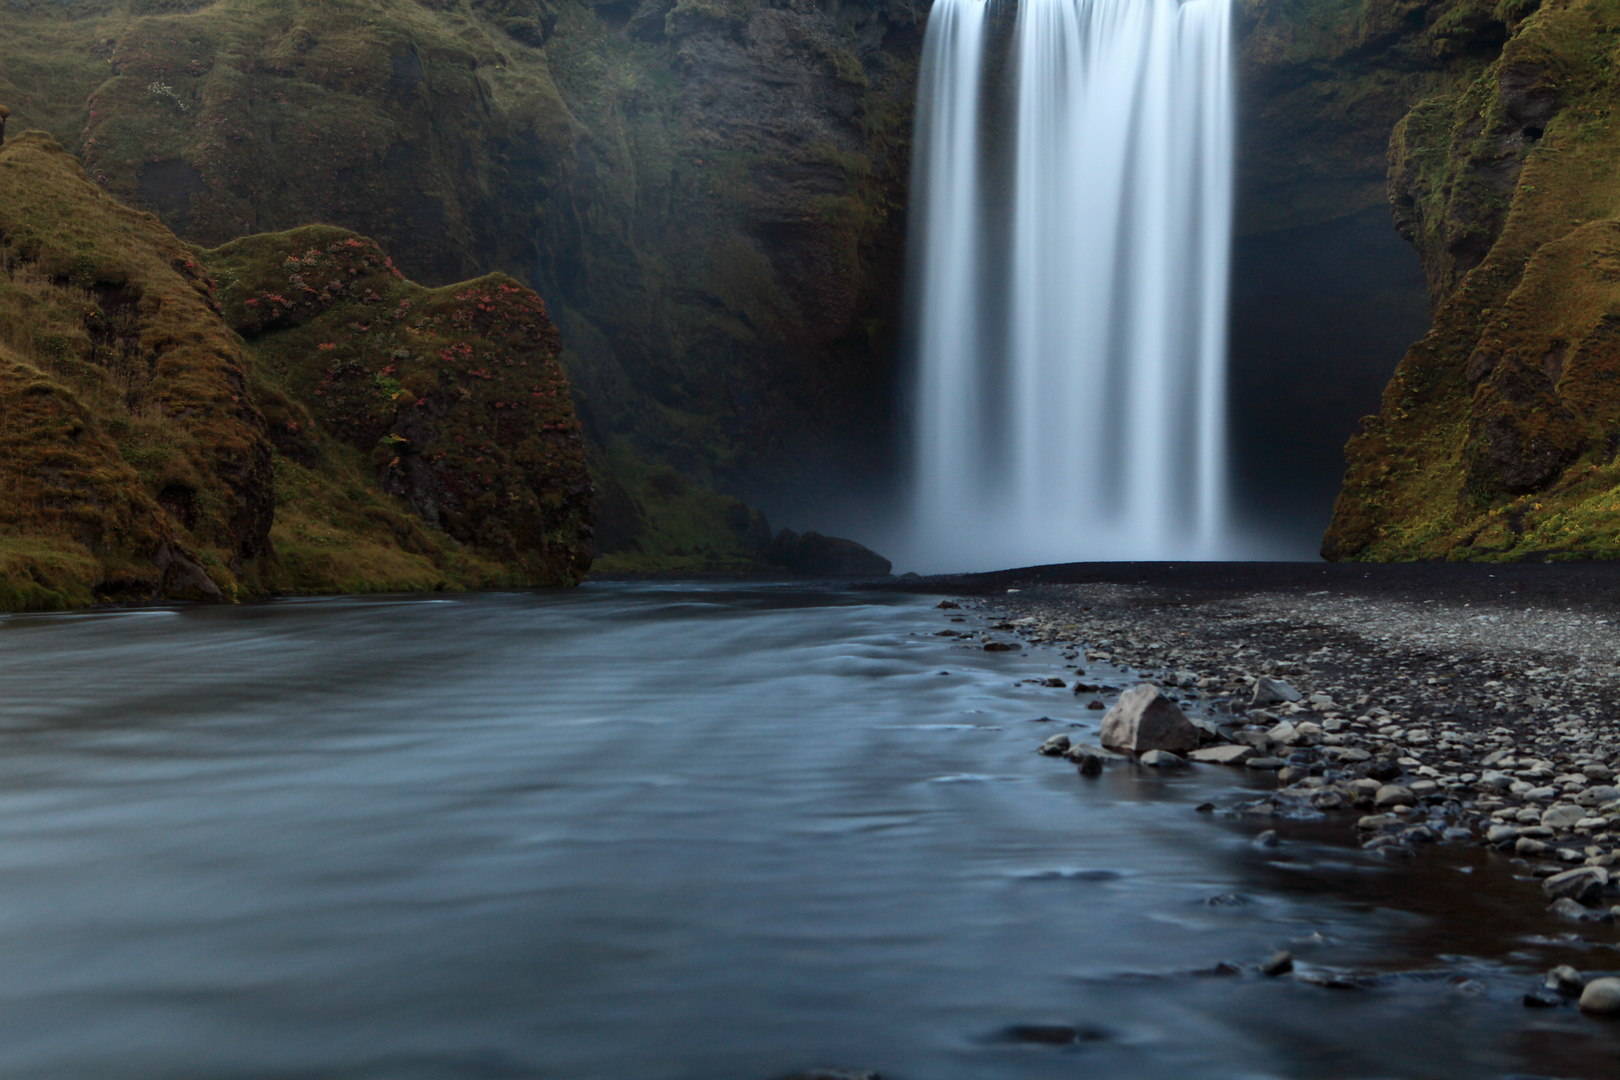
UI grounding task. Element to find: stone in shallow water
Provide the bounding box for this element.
[1548,897,1607,922]
[1543,866,1609,905]
[1580,977,1620,1015]
[994,1023,1109,1046]
[1139,749,1187,768]
[1099,684,1199,754]
[1260,950,1293,976]
[1547,964,1587,995]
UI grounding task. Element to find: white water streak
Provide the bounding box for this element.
[907,0,1234,572]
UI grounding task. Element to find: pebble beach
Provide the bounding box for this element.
[906,561,1620,1008]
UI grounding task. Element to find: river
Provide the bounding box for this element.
[0,583,1614,1078]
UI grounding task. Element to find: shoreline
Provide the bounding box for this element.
[912,562,1620,932]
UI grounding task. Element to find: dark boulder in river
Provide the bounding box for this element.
[765,530,892,578]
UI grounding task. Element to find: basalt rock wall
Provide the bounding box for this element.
[1321,0,1620,561]
[0,0,921,552]
[2,0,1576,564]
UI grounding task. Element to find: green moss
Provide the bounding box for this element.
[0,133,593,610]
[588,442,769,572]
[1325,0,1620,561]
[204,223,596,585]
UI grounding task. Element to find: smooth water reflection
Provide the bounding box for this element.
[0,583,1615,1079]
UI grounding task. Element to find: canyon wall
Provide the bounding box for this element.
[7,0,1609,567]
[1321,0,1620,560]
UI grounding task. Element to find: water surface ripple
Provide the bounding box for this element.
[0,584,1615,1078]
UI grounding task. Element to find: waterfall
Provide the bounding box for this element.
[906,0,1234,571]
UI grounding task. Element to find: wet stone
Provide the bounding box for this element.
[1260,951,1293,976]
[1374,784,1414,809]
[1188,744,1254,766]
[1252,678,1302,707]
[1547,964,1587,995]
[1543,866,1609,905]
[1580,978,1620,1016]
[1542,804,1585,829]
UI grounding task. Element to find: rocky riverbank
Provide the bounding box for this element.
[915,562,1620,1004]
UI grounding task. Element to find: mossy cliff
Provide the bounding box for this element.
[0,131,591,609]
[0,0,921,555]
[1235,0,1521,236]
[1321,0,1620,560]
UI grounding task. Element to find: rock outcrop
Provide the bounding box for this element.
[0,0,920,546]
[207,226,594,586]
[0,132,592,609]
[1323,0,1620,561]
[764,529,892,578]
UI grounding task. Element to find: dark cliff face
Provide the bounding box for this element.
[532,0,921,522]
[1226,0,1513,551]
[1322,0,1620,561]
[9,0,1585,568]
[1,0,921,547]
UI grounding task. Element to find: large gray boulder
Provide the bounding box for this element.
[1099,684,1200,755]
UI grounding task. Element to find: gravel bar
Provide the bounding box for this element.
[887,561,1620,925]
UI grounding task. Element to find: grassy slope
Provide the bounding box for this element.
[0,128,273,603]
[0,131,592,609]
[1323,0,1620,560]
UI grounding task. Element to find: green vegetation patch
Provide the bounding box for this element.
[1324,0,1620,561]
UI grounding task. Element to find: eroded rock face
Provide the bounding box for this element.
[1323,0,1620,561]
[0,131,274,603]
[207,226,595,585]
[2,0,921,528]
[0,132,595,609]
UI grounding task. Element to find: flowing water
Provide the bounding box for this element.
[0,583,1616,1078]
[907,0,1234,572]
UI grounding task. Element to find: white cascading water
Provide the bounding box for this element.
[907,0,1234,571]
